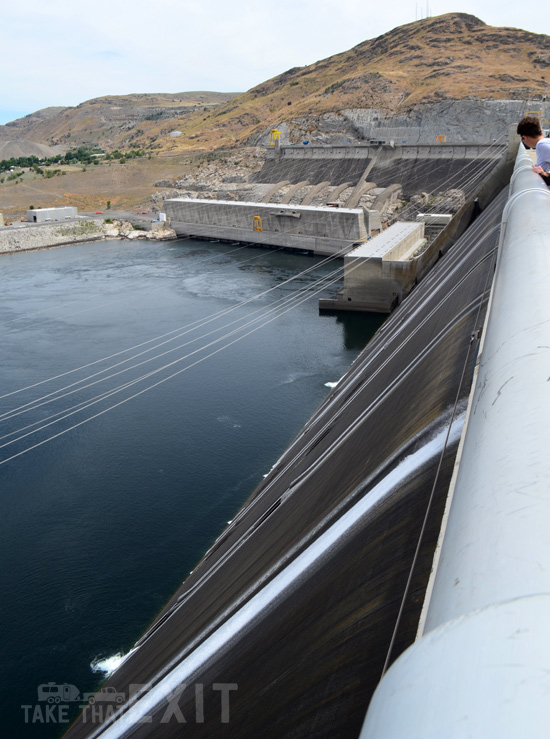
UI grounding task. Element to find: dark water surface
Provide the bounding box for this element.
[0,238,383,737]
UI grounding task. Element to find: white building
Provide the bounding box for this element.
[26,206,78,223]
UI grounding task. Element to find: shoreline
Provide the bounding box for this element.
[0,218,176,255]
[0,234,105,256]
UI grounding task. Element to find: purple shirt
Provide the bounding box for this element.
[535,137,550,171]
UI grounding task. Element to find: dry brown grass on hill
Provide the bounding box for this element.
[0,92,241,152]
[0,155,198,218]
[4,14,549,160]
[138,13,550,153]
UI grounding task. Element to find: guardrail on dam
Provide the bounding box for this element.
[360,147,550,736]
[64,144,520,739]
[266,141,505,162]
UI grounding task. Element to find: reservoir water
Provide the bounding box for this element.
[0,237,383,737]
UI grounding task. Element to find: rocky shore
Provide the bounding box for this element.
[0,218,177,255]
[102,219,176,241]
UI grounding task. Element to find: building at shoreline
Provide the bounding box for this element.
[26,206,78,223]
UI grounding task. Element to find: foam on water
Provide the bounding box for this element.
[216,415,242,429]
[90,650,132,676]
[324,375,344,388]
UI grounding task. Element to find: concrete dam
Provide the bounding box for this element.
[164,143,509,244]
[255,142,506,197]
[63,143,549,737]
[164,140,511,311]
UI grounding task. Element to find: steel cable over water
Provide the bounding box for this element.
[0,256,370,464]
[0,239,497,462]
[0,221,408,454]
[0,245,347,402]
[379,220,500,678]
[0,226,484,461]
[0,262,348,452]
[0,142,509,465]
[2,144,501,413]
[1,240,260,332]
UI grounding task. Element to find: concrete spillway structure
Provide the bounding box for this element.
[319,220,427,313]
[257,142,509,197]
[64,151,509,737]
[162,141,513,313]
[361,146,550,736]
[163,197,379,256]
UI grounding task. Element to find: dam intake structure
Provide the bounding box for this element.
[64,143,510,738]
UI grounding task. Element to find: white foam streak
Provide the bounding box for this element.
[91,650,135,677]
[93,413,464,737]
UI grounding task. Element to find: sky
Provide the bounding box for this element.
[2,0,550,125]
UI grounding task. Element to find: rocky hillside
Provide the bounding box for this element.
[3,14,550,156]
[74,13,550,152]
[0,92,239,152]
[181,12,548,150]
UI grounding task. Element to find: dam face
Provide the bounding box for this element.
[256,143,509,198]
[166,142,511,248]
[64,175,507,736]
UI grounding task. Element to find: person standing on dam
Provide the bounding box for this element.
[517,116,550,182]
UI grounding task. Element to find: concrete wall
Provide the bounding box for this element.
[0,220,104,254]
[164,198,370,256]
[266,142,506,163]
[320,222,425,313]
[258,143,508,197]
[255,100,527,147]
[341,100,527,145]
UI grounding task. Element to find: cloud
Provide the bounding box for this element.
[92,50,123,60]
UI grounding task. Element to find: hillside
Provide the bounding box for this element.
[60,12,550,153]
[3,14,550,157]
[171,12,548,150]
[0,92,240,152]
[0,140,66,160]
[2,12,548,217]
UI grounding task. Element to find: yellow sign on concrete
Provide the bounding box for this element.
[253,216,262,232]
